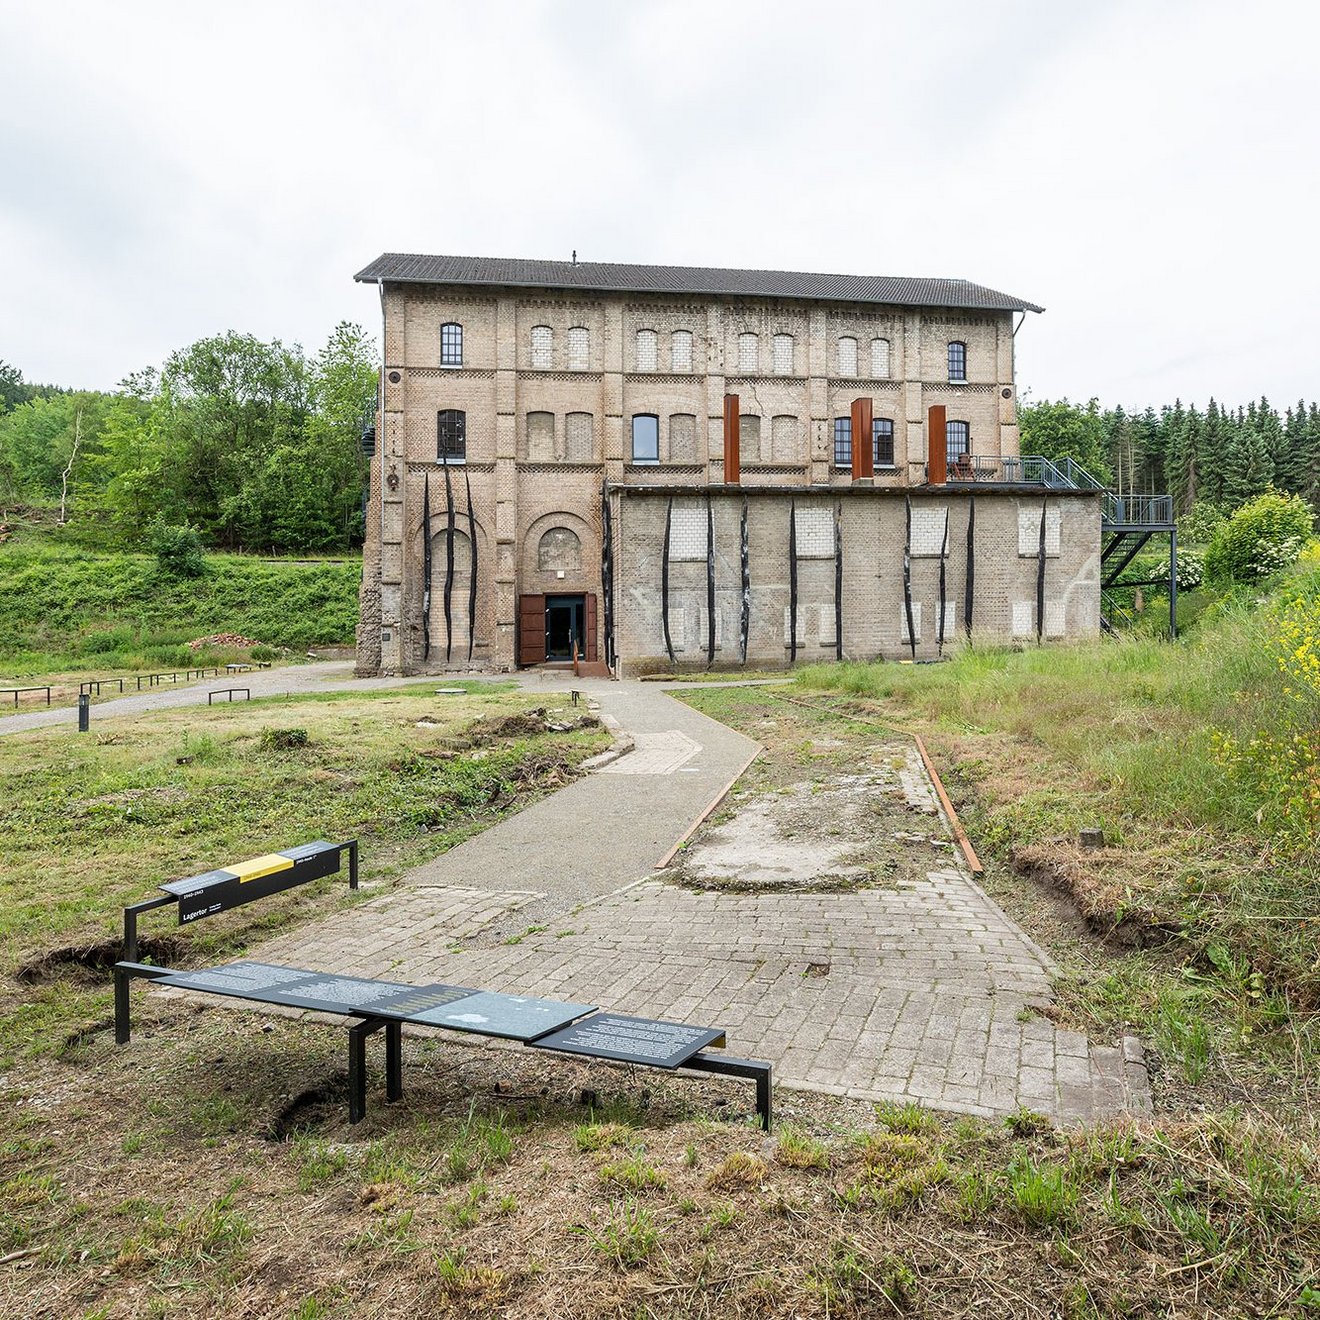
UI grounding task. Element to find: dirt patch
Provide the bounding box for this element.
[16,933,185,983]
[453,708,601,747]
[263,1074,351,1140]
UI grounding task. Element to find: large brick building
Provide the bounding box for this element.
[354,253,1100,675]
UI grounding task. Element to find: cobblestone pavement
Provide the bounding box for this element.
[242,680,1151,1126]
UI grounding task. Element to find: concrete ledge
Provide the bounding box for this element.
[581,733,636,772]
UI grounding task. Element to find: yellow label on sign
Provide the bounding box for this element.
[229,854,296,883]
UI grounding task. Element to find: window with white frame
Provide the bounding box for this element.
[440,322,463,367]
[773,333,794,375]
[670,330,693,373]
[636,328,658,372]
[531,325,553,370]
[567,326,589,371]
[871,337,890,378]
[837,336,858,377]
[737,332,758,373]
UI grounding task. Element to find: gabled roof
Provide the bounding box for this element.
[354,253,1045,314]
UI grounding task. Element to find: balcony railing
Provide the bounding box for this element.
[918,455,1100,487]
[1102,493,1174,526]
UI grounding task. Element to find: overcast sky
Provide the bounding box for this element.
[2,0,1317,411]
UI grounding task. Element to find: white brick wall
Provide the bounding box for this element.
[910,506,948,556]
[668,505,706,561]
[794,506,834,558]
[1018,505,1062,557]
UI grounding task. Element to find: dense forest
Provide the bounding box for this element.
[3,328,1318,555]
[1019,395,1320,518]
[0,323,377,554]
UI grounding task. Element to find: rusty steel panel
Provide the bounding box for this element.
[850,397,873,480]
[723,393,740,485]
[927,404,947,485]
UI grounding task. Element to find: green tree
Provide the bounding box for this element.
[1204,489,1315,584]
[1018,397,1113,484]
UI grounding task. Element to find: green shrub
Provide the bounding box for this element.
[250,644,277,662]
[1177,500,1227,547]
[1204,491,1314,585]
[148,522,207,579]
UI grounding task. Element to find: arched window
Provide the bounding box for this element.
[739,414,761,464]
[773,334,794,375]
[525,411,555,461]
[873,418,895,467]
[833,417,852,467]
[670,330,693,373]
[437,409,466,463]
[737,332,758,373]
[837,336,858,377]
[636,329,658,372]
[946,419,970,465]
[537,527,582,572]
[871,338,890,379]
[531,325,553,370]
[567,326,589,371]
[565,411,594,461]
[440,323,463,367]
[948,341,967,382]
[631,413,660,464]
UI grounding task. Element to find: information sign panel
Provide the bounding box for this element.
[529,1013,726,1068]
[160,841,342,923]
[406,991,596,1041]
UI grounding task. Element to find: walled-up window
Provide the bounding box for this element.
[873,418,895,467]
[833,417,852,467]
[440,323,463,367]
[837,336,858,377]
[739,414,761,464]
[631,414,660,463]
[946,419,970,465]
[636,329,658,372]
[531,325,553,370]
[526,411,555,461]
[948,341,967,382]
[567,326,589,371]
[669,413,698,463]
[871,338,890,378]
[773,333,794,375]
[538,527,582,572]
[771,414,801,462]
[670,330,693,373]
[565,411,594,461]
[737,332,758,373]
[437,409,466,463]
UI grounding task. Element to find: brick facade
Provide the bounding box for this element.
[356,263,1088,675]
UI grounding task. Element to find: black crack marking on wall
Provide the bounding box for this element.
[422,470,433,662]
[662,496,675,665]
[964,493,976,639]
[834,500,843,662]
[937,506,950,656]
[705,490,716,666]
[466,466,477,663]
[601,481,616,670]
[788,497,798,664]
[1037,498,1048,643]
[739,495,750,664]
[443,461,455,664]
[903,494,916,661]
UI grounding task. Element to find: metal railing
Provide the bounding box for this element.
[1102,493,1174,526]
[919,455,1101,487]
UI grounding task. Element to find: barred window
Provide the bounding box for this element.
[567,326,589,371]
[631,414,660,464]
[837,336,857,376]
[871,337,890,378]
[773,333,794,375]
[946,419,970,464]
[636,329,658,372]
[833,417,852,467]
[437,409,466,463]
[737,332,758,373]
[948,341,967,382]
[670,330,693,373]
[531,325,553,370]
[440,322,463,367]
[873,418,895,467]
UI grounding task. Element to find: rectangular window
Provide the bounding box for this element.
[437,409,466,463]
[567,326,589,371]
[670,330,693,373]
[948,341,967,382]
[872,418,895,467]
[833,417,852,467]
[440,323,463,367]
[946,420,969,465]
[631,414,660,464]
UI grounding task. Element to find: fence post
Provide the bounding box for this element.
[78,693,90,733]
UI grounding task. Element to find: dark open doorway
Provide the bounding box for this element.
[544,594,585,660]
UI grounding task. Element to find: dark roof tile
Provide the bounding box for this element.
[353,253,1044,314]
